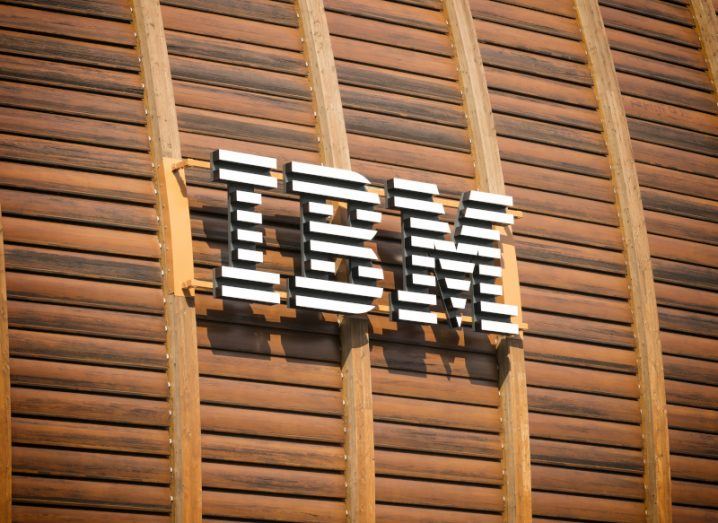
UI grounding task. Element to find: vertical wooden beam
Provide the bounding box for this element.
[443,1,532,521]
[575,1,672,521]
[689,0,718,100]
[131,1,203,521]
[295,1,375,520]
[0,208,11,523]
[339,316,375,522]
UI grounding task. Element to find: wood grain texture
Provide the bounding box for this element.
[297,0,351,170]
[444,1,531,521]
[340,317,375,521]
[0,208,10,523]
[574,0,672,521]
[131,0,202,520]
[690,0,718,102]
[296,0,375,519]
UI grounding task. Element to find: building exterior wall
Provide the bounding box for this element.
[0,1,172,520]
[0,0,716,521]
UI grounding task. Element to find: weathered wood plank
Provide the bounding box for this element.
[131,1,202,521]
[296,0,375,520]
[574,0,672,521]
[444,0,531,521]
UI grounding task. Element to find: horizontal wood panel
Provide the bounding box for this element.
[613,48,711,92]
[0,55,141,100]
[164,0,298,27]
[0,29,139,71]
[203,461,344,498]
[371,367,498,406]
[331,35,457,80]
[6,0,133,21]
[9,328,164,370]
[12,506,167,523]
[673,480,718,509]
[161,5,301,52]
[599,0,693,25]
[625,95,718,138]
[202,404,344,443]
[374,421,501,458]
[375,476,502,512]
[523,336,636,373]
[8,300,165,342]
[606,27,705,69]
[370,342,497,379]
[11,387,168,427]
[533,490,644,521]
[325,0,446,32]
[177,105,317,152]
[375,449,502,484]
[532,465,643,499]
[166,31,306,76]
[170,55,311,100]
[13,476,169,513]
[12,417,168,456]
[174,80,314,127]
[669,429,718,459]
[376,503,501,522]
[202,433,343,471]
[0,81,144,124]
[528,386,641,423]
[0,161,154,204]
[668,403,718,434]
[0,4,134,46]
[326,10,450,55]
[471,0,580,39]
[532,438,643,473]
[0,190,156,233]
[7,272,162,315]
[10,357,166,398]
[199,348,339,389]
[526,360,637,398]
[4,217,160,260]
[200,376,341,415]
[0,133,151,178]
[202,489,344,522]
[373,394,500,432]
[601,5,699,48]
[5,245,161,287]
[617,71,716,113]
[530,412,642,448]
[13,446,169,484]
[196,321,340,362]
[475,19,585,63]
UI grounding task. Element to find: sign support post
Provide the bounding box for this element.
[295,1,376,520]
[444,1,533,520]
[132,1,203,520]
[575,0,672,520]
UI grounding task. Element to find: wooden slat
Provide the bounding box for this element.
[690,0,718,101]
[0,208,10,523]
[296,0,374,520]
[444,1,531,521]
[131,1,202,522]
[574,1,672,521]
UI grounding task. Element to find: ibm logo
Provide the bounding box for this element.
[211,149,519,336]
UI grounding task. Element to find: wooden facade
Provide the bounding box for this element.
[0,0,716,521]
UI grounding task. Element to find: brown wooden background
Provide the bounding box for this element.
[0,0,171,520]
[0,0,716,521]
